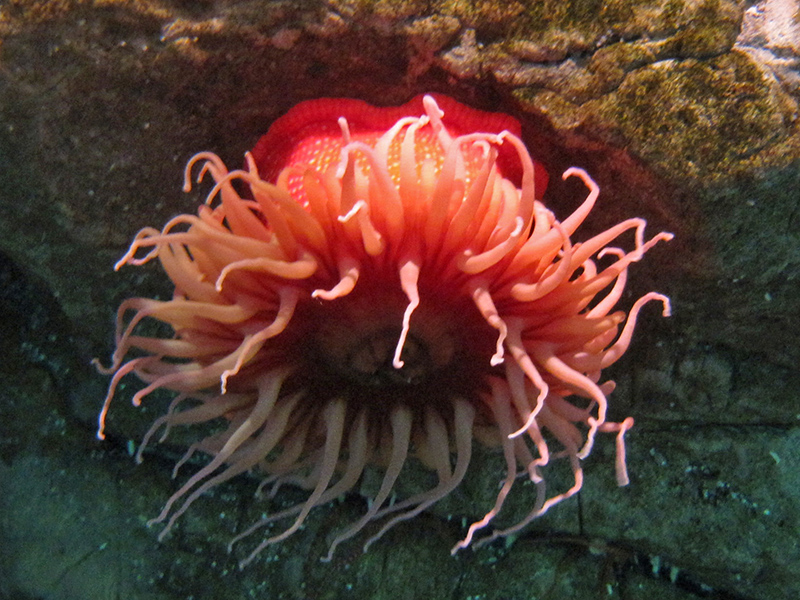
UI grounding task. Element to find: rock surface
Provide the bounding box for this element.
[1,1,798,599]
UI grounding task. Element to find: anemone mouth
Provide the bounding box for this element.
[329,325,434,387]
[294,283,497,410]
[314,322,446,387]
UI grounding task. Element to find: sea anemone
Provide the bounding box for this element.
[96,93,672,566]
